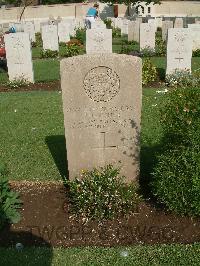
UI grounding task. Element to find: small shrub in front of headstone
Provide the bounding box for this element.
[5,77,31,89]
[140,47,156,57]
[142,58,158,85]
[112,27,121,38]
[67,165,140,220]
[103,18,112,29]
[166,69,200,88]
[40,49,58,58]
[155,36,166,56]
[62,40,83,57]
[192,49,200,57]
[151,87,200,216]
[0,163,22,230]
[75,28,86,45]
[32,32,42,47]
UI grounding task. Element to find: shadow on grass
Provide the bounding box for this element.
[156,67,166,81]
[45,135,68,183]
[0,224,53,265]
[139,142,164,207]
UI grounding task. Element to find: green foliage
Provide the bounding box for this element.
[166,69,200,88]
[59,42,67,47]
[75,28,86,45]
[140,47,155,57]
[103,18,112,29]
[151,87,200,216]
[0,163,22,230]
[5,77,31,89]
[112,27,121,38]
[40,49,58,58]
[155,36,166,56]
[120,43,134,54]
[193,49,200,57]
[67,165,140,220]
[142,58,158,85]
[32,32,42,48]
[62,44,81,57]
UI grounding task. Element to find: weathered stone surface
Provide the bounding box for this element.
[140,23,156,51]
[166,28,192,74]
[174,18,183,28]
[86,29,112,54]
[133,20,140,42]
[24,21,35,42]
[188,24,200,50]
[41,24,59,51]
[121,19,129,35]
[4,32,34,83]
[61,54,142,182]
[58,22,70,42]
[91,20,106,29]
[162,21,173,41]
[128,21,135,42]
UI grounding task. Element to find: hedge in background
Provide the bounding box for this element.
[151,87,200,216]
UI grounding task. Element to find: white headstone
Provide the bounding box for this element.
[58,22,70,43]
[140,23,156,51]
[24,21,35,42]
[4,33,34,83]
[61,54,142,182]
[188,24,200,50]
[121,19,129,35]
[162,21,173,41]
[91,20,106,30]
[174,18,183,28]
[133,20,140,42]
[166,28,192,74]
[86,29,112,54]
[128,21,135,42]
[41,24,59,51]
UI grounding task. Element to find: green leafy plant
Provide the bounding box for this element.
[62,43,81,57]
[140,47,156,57]
[112,27,121,38]
[166,69,200,88]
[155,36,166,56]
[40,49,58,58]
[192,49,200,57]
[151,87,200,216]
[103,18,112,29]
[0,163,22,230]
[32,32,42,47]
[142,58,158,85]
[67,165,140,220]
[75,28,86,45]
[59,42,67,47]
[5,77,31,89]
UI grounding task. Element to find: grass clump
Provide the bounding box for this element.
[67,165,140,220]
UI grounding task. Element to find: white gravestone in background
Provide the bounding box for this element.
[91,20,106,30]
[140,23,156,51]
[41,24,59,51]
[61,54,142,182]
[24,21,35,42]
[162,21,173,41]
[58,22,70,43]
[121,19,129,35]
[133,20,140,43]
[4,33,34,83]
[128,21,136,42]
[86,29,112,54]
[166,28,192,74]
[188,24,200,50]
[174,18,183,28]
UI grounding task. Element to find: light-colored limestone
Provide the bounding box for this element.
[166,28,192,74]
[91,20,106,30]
[174,17,183,28]
[140,23,156,51]
[188,24,200,50]
[58,22,70,42]
[60,54,142,182]
[24,21,35,42]
[4,32,34,83]
[86,29,112,54]
[41,24,59,51]
[162,20,173,41]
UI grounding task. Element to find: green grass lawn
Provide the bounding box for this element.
[1,244,200,266]
[0,88,164,181]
